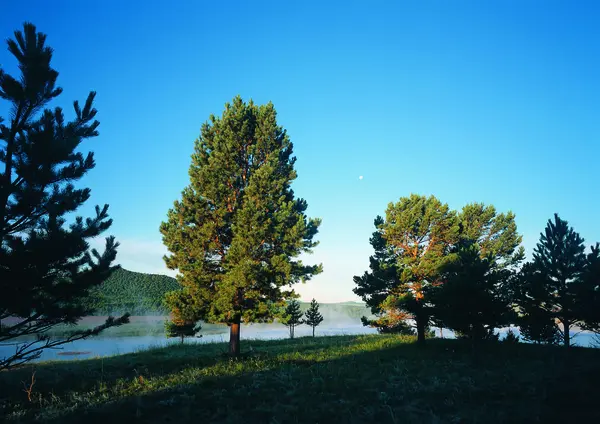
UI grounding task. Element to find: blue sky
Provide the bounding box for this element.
[1,1,599,302]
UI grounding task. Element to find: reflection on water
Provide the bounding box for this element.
[0,324,378,363]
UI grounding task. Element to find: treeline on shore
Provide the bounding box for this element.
[353,195,600,348]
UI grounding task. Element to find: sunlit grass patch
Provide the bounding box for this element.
[1,334,599,423]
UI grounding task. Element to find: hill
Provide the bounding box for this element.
[86,269,373,319]
[2,335,599,423]
[85,268,179,314]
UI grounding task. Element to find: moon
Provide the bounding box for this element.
[359,176,364,180]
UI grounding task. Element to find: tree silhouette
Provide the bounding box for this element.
[0,23,128,370]
[433,245,512,341]
[514,263,561,344]
[519,214,587,347]
[431,204,523,341]
[304,298,324,337]
[580,244,600,333]
[160,97,321,356]
[282,299,304,339]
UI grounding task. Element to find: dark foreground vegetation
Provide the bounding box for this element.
[2,335,599,423]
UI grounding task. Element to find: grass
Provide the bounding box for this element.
[1,335,599,423]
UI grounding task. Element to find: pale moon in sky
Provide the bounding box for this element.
[359,175,364,180]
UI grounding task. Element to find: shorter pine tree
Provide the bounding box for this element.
[282,299,303,339]
[165,320,201,344]
[304,299,324,337]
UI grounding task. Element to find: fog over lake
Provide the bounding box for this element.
[1,313,597,364]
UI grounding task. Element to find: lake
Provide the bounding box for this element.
[1,322,597,364]
[0,323,378,363]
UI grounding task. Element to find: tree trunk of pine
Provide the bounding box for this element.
[229,321,241,357]
[563,319,570,348]
[416,317,426,345]
[291,326,294,339]
[312,326,315,337]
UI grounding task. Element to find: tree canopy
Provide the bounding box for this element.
[161,96,321,356]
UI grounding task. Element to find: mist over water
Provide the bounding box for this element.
[0,304,379,363]
[2,306,597,364]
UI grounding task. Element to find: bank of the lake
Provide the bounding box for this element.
[2,334,600,423]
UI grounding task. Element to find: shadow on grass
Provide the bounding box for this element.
[3,336,600,424]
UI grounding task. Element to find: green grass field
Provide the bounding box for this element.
[1,335,599,423]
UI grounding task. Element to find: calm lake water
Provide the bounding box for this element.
[1,324,596,364]
[0,323,378,363]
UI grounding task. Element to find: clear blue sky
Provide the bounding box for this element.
[2,1,599,302]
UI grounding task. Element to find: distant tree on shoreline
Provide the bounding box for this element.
[304,299,324,337]
[282,299,304,339]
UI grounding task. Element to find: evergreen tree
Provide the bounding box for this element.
[522,214,587,347]
[160,97,321,356]
[514,263,562,345]
[431,204,523,341]
[281,299,304,339]
[456,203,524,268]
[0,23,128,370]
[164,289,202,344]
[579,244,600,333]
[165,320,201,344]
[355,194,459,344]
[353,216,400,314]
[432,245,510,341]
[304,298,323,337]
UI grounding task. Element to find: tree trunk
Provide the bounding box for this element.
[416,317,426,345]
[180,335,184,344]
[563,319,570,348]
[312,326,315,337]
[229,320,241,357]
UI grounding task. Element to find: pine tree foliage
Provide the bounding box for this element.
[522,214,587,347]
[457,203,524,269]
[580,244,600,332]
[353,216,400,315]
[431,204,523,341]
[281,299,303,339]
[0,23,128,370]
[304,298,323,337]
[160,97,321,356]
[514,263,562,345]
[164,320,201,344]
[378,194,459,344]
[433,245,511,341]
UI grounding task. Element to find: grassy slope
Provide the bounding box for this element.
[2,335,599,423]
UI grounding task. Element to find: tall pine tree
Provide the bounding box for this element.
[355,194,458,344]
[304,298,323,337]
[522,214,587,347]
[0,23,128,370]
[161,97,321,356]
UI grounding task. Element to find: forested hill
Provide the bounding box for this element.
[86,269,372,318]
[85,268,179,315]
